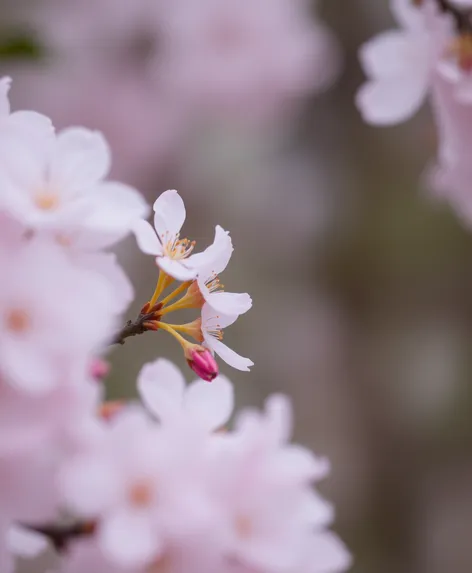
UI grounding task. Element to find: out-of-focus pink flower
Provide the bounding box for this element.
[157,0,341,122]
[0,238,115,393]
[356,0,446,125]
[0,123,148,251]
[138,358,232,429]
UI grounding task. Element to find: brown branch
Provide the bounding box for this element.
[112,304,162,345]
[25,521,96,551]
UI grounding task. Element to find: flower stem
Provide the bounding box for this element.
[160,280,193,307]
[149,271,173,308]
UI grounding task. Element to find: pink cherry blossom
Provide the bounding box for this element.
[133,190,212,281]
[0,238,115,393]
[138,358,233,431]
[200,304,254,372]
[0,123,148,250]
[157,0,341,122]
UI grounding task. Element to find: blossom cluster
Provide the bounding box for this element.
[356,0,472,223]
[0,78,350,573]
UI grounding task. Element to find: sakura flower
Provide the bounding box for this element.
[0,238,115,393]
[133,189,218,281]
[207,394,349,573]
[157,0,341,122]
[0,125,148,250]
[189,225,252,316]
[138,358,233,431]
[59,407,164,567]
[356,0,435,125]
[200,304,253,371]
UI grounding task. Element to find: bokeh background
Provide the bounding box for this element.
[2,1,472,572]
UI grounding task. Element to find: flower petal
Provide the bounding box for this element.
[359,31,412,79]
[206,292,252,316]
[157,257,198,281]
[153,189,186,242]
[184,375,234,431]
[132,220,163,256]
[206,338,253,371]
[356,75,428,125]
[99,510,160,567]
[188,225,233,275]
[50,127,111,191]
[138,358,186,422]
[7,525,48,558]
[305,532,352,573]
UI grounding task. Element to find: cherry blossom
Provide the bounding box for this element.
[138,358,233,431]
[0,123,148,250]
[356,0,436,125]
[200,304,254,372]
[189,225,252,316]
[0,238,115,393]
[133,189,204,281]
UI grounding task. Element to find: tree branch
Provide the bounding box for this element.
[25,521,96,551]
[112,304,162,345]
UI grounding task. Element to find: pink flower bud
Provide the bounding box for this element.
[187,347,218,382]
[89,358,110,381]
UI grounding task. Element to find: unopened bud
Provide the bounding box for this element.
[89,358,109,381]
[185,344,218,382]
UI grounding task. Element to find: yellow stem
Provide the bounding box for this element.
[157,321,189,348]
[149,271,173,308]
[160,281,193,307]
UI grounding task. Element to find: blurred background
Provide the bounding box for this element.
[2,1,472,572]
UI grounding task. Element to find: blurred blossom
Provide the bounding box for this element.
[7,0,341,183]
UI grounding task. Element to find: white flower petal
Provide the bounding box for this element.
[138,358,186,422]
[153,189,186,241]
[207,292,252,316]
[305,532,352,573]
[99,510,160,567]
[7,525,48,558]
[80,181,149,245]
[207,338,253,371]
[356,75,428,125]
[188,225,233,275]
[202,304,239,329]
[132,220,163,256]
[359,31,412,79]
[157,257,198,281]
[390,0,424,30]
[59,456,122,517]
[184,375,234,431]
[50,127,111,191]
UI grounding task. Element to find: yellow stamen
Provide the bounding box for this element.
[149,271,173,308]
[160,280,193,307]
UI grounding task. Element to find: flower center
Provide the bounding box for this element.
[128,480,154,508]
[235,514,252,539]
[162,233,195,261]
[5,308,31,333]
[34,191,60,211]
[448,33,472,73]
[206,274,224,294]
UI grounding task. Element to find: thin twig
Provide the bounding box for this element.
[112,304,162,345]
[25,521,96,551]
